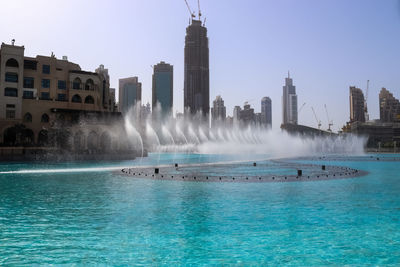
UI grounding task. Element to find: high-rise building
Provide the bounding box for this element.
[119,77,142,115]
[233,106,241,125]
[239,102,255,125]
[379,87,400,122]
[282,72,298,125]
[261,97,272,128]
[349,86,365,123]
[184,19,209,119]
[211,95,226,127]
[152,61,173,118]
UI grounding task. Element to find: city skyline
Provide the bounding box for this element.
[1,0,400,130]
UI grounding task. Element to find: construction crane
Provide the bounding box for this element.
[364,80,370,122]
[184,0,196,19]
[324,104,333,132]
[311,107,322,130]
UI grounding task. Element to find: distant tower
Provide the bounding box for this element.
[211,95,226,127]
[119,77,142,115]
[261,97,272,128]
[282,72,298,125]
[349,86,365,123]
[184,19,209,120]
[152,61,173,118]
[379,87,400,122]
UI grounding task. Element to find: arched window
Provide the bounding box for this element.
[23,113,32,123]
[85,79,94,90]
[73,77,81,89]
[100,132,111,152]
[87,131,98,150]
[73,131,83,151]
[71,94,82,103]
[41,113,49,123]
[85,95,94,104]
[6,58,19,68]
[3,127,16,146]
[38,130,48,146]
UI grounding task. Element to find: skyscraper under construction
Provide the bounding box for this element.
[184,19,209,119]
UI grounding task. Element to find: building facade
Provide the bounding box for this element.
[0,42,114,146]
[379,87,400,123]
[152,61,173,118]
[282,72,298,125]
[349,86,365,123]
[184,19,209,119]
[261,96,272,128]
[239,102,255,125]
[119,77,142,115]
[211,95,226,127]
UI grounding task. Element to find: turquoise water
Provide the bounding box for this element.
[1,153,400,265]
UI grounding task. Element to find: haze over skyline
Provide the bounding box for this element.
[1,0,399,131]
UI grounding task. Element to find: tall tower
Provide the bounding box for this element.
[261,97,272,128]
[211,95,226,127]
[349,86,365,123]
[282,72,298,125]
[184,19,209,120]
[152,61,173,119]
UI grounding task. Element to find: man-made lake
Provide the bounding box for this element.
[1,153,399,265]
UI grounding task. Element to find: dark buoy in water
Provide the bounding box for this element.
[297,170,302,176]
[253,162,257,166]
[322,165,326,170]
[154,168,159,174]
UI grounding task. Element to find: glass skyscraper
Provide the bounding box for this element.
[282,72,298,125]
[152,61,173,118]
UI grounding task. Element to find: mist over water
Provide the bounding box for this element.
[123,103,367,159]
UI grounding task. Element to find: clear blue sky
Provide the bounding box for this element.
[1,0,400,131]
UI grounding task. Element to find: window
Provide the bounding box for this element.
[4,88,18,97]
[85,79,94,90]
[85,95,94,104]
[42,79,50,88]
[42,64,50,74]
[23,91,34,99]
[41,92,50,100]
[23,77,34,88]
[5,72,18,83]
[73,78,81,89]
[71,94,82,103]
[24,60,37,70]
[5,104,16,119]
[6,110,15,119]
[6,58,19,68]
[41,113,49,123]
[24,113,32,123]
[58,80,66,90]
[57,94,67,101]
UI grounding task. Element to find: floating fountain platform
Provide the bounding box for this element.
[119,159,368,183]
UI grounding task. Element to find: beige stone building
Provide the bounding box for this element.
[0,41,117,149]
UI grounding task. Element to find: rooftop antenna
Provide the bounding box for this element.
[198,0,202,20]
[184,0,196,21]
